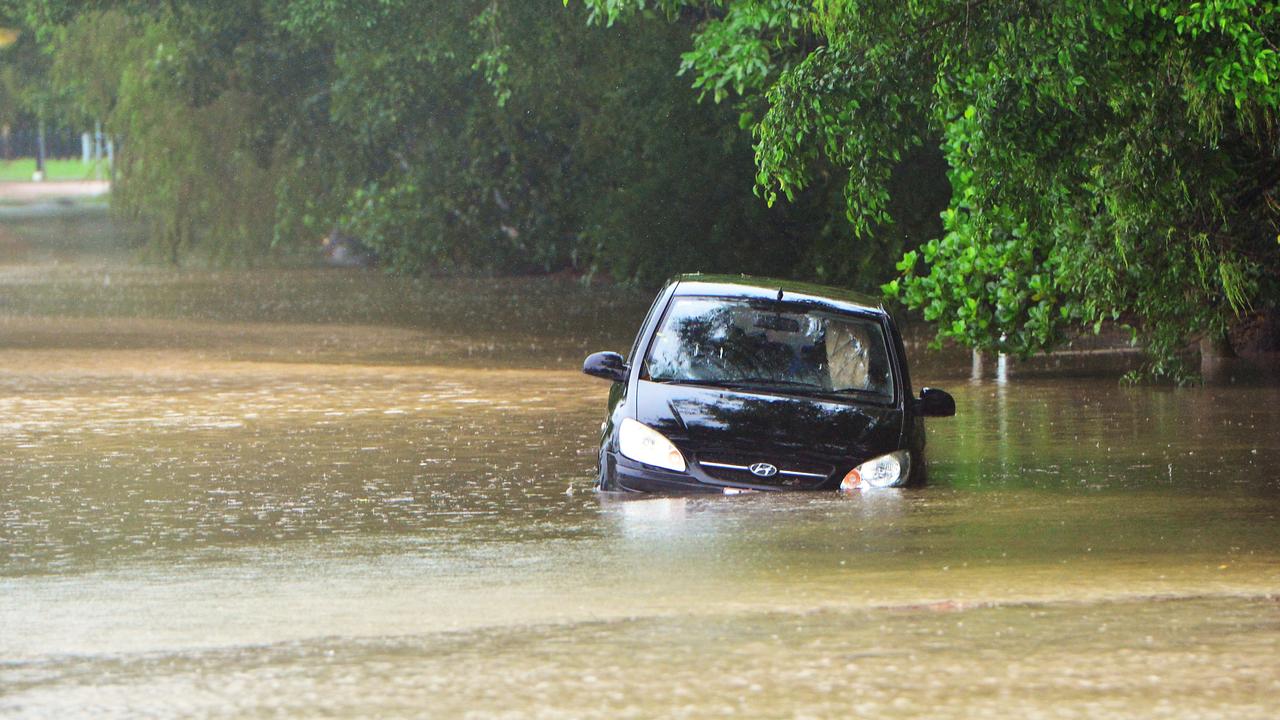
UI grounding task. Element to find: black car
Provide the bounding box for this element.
[583,274,955,493]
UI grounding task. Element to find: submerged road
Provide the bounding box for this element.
[1,203,1278,718]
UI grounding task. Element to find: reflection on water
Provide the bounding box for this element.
[2,212,1279,718]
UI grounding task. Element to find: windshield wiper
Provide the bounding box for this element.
[651,376,887,401]
[732,379,818,388]
[829,386,880,397]
[720,379,830,394]
[655,377,823,392]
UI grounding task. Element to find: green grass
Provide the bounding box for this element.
[0,158,110,182]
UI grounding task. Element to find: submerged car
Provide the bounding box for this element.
[583,274,955,493]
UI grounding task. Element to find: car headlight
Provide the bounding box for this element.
[840,450,910,490]
[618,418,686,472]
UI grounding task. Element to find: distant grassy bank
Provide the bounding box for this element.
[0,158,110,182]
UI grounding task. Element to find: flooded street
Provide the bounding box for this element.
[2,207,1279,718]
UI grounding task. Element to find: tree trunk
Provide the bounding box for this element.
[1200,329,1236,376]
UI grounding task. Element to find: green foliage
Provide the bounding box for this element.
[272,0,862,283]
[17,0,873,287]
[14,0,1280,380]
[583,0,1280,380]
[0,4,68,132]
[36,4,306,265]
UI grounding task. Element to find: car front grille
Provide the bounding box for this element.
[696,455,832,489]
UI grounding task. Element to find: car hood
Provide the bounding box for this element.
[635,380,903,464]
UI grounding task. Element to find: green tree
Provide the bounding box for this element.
[277,0,861,283]
[17,1,325,264]
[20,0,865,286]
[0,4,64,165]
[582,0,1280,380]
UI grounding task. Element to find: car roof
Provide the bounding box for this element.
[669,273,887,315]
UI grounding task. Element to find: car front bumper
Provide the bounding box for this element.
[599,451,837,493]
[598,449,925,493]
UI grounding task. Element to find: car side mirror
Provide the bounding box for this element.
[583,351,629,383]
[914,387,955,417]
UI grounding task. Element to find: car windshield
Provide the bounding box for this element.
[643,296,894,401]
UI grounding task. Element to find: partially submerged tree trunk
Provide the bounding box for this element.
[1200,329,1237,377]
[1200,331,1236,360]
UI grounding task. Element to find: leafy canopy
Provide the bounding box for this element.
[14,0,879,287]
[580,0,1280,379]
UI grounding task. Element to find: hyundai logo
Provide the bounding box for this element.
[749,462,778,478]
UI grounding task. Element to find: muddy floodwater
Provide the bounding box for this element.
[2,206,1279,718]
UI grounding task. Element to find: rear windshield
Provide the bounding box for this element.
[642,296,894,402]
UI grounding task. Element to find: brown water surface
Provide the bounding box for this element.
[2,207,1278,718]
